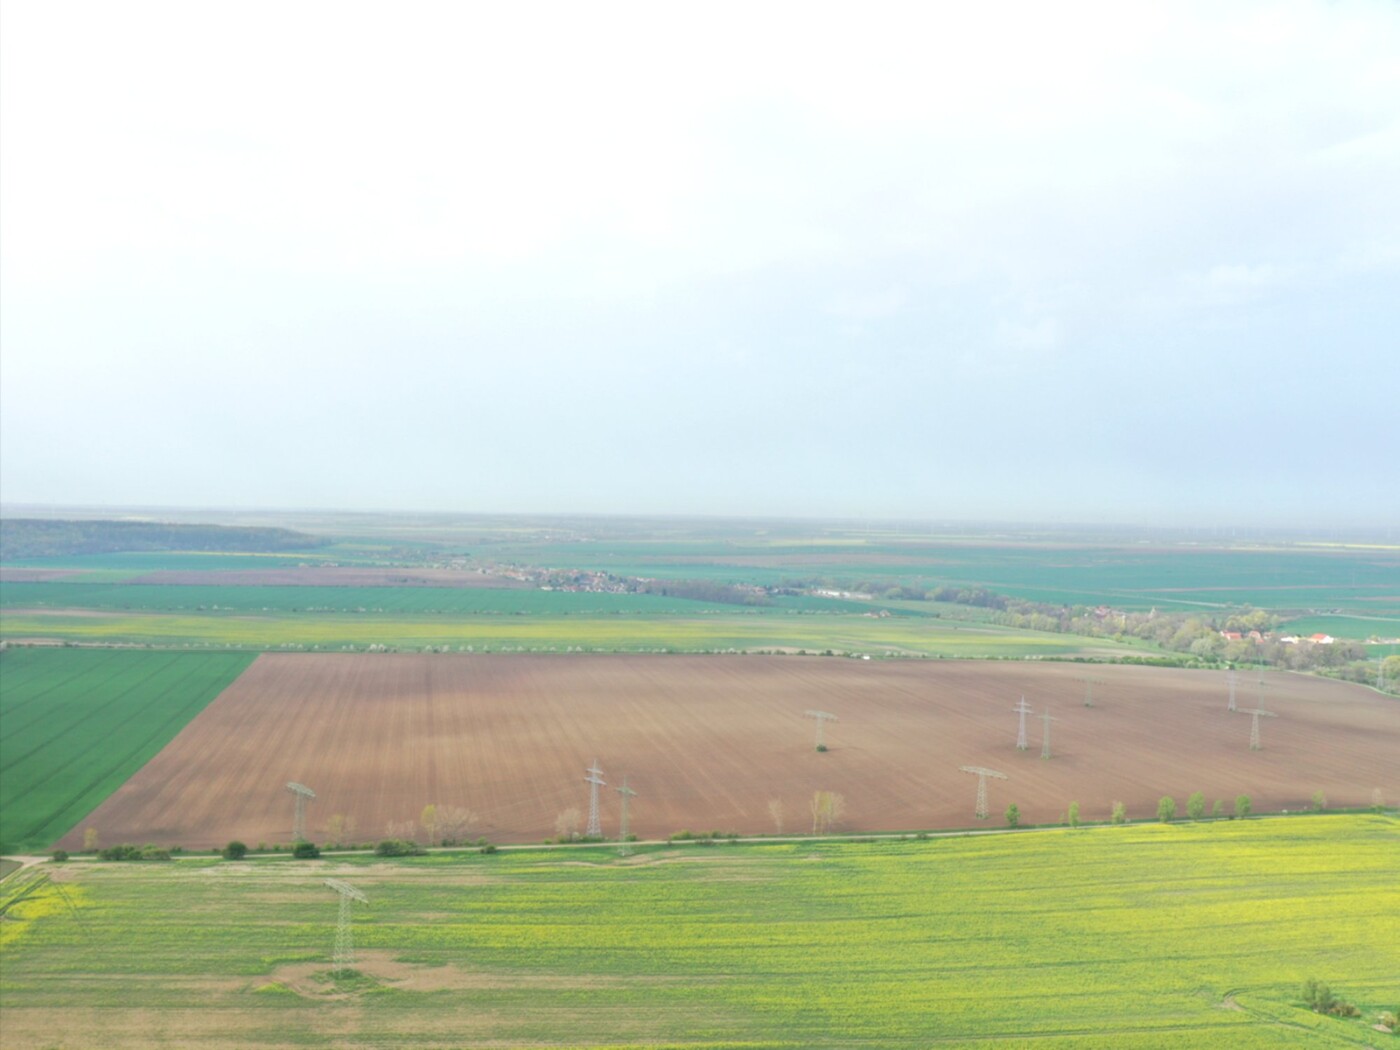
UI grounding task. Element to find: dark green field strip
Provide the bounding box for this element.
[0,649,252,851]
[0,646,131,728]
[0,650,189,750]
[2,551,327,572]
[2,653,207,781]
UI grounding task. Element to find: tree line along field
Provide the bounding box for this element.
[60,653,1399,852]
[3,816,1397,1048]
[0,649,252,852]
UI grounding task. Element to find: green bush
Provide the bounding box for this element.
[374,839,425,857]
[1005,803,1020,828]
[221,840,248,860]
[1301,978,1359,1017]
[98,844,171,861]
[291,841,320,859]
[1157,797,1176,823]
[50,849,69,862]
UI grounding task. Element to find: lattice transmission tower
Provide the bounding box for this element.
[1241,708,1276,751]
[1013,697,1033,751]
[959,765,1008,820]
[584,761,606,838]
[324,879,367,975]
[805,709,837,749]
[1080,676,1101,709]
[1040,708,1058,760]
[1227,669,1237,712]
[287,782,316,842]
[615,775,638,855]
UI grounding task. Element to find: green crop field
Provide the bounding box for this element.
[0,581,753,617]
[0,649,252,852]
[2,816,1396,1047]
[1278,614,1400,642]
[0,607,1153,660]
[478,537,1400,615]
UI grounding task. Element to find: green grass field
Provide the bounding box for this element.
[2,816,1396,1047]
[0,649,252,852]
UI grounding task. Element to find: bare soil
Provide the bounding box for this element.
[59,654,1400,849]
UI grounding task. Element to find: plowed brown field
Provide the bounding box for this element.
[63,654,1400,849]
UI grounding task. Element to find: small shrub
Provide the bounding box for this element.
[291,841,320,859]
[50,849,69,862]
[1067,801,1080,828]
[480,843,497,854]
[1235,794,1252,818]
[1301,977,1359,1017]
[1005,803,1020,828]
[222,841,248,860]
[815,743,828,752]
[1111,801,1127,824]
[1311,789,1327,812]
[1157,796,1176,823]
[374,839,425,857]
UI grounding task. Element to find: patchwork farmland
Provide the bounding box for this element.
[59,653,1400,851]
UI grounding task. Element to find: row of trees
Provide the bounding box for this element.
[1001,794,1256,828]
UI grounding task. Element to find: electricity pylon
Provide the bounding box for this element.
[615,775,638,855]
[1241,708,1276,751]
[1227,669,1237,712]
[287,782,316,842]
[1013,697,1033,751]
[324,879,367,975]
[584,761,606,838]
[805,709,837,749]
[1040,708,1058,760]
[960,765,1008,820]
[1080,676,1101,708]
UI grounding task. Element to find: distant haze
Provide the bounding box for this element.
[2,2,1397,527]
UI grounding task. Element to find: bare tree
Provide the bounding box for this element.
[83,827,99,851]
[809,791,846,834]
[420,804,439,844]
[324,814,358,847]
[767,799,784,835]
[554,807,581,842]
[384,819,418,842]
[435,805,478,844]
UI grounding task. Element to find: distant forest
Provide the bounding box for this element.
[0,519,328,560]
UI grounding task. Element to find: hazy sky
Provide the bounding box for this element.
[2,1,1397,525]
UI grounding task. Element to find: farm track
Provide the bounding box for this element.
[58,654,1400,850]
